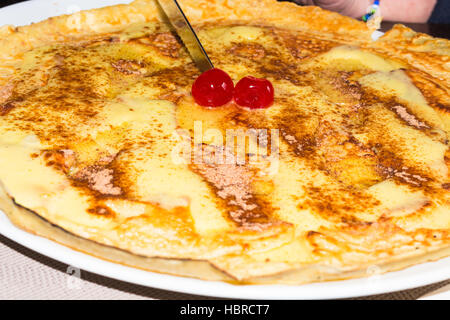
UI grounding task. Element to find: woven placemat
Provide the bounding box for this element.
[0,234,448,300]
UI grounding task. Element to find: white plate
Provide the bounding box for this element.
[0,0,448,300]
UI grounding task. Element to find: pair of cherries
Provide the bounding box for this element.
[192,68,274,109]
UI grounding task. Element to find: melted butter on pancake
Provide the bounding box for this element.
[200,26,265,45]
[313,45,405,72]
[0,21,448,276]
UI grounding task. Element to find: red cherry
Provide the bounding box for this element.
[234,76,274,109]
[192,68,234,107]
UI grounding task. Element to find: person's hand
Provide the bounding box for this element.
[295,0,370,18]
[295,0,438,23]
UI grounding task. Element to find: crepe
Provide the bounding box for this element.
[0,0,448,284]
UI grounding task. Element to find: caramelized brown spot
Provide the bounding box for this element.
[376,149,429,187]
[2,46,104,144]
[330,71,362,100]
[151,64,199,88]
[405,69,450,113]
[0,83,14,104]
[111,59,146,75]
[273,105,318,157]
[229,42,266,60]
[43,149,76,174]
[298,184,380,224]
[306,230,322,238]
[136,32,182,58]
[87,205,115,217]
[282,129,316,157]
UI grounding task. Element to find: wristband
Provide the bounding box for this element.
[362,0,382,29]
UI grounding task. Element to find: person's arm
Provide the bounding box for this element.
[378,0,437,23]
[296,0,437,23]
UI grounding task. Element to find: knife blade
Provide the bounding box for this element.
[156,0,214,72]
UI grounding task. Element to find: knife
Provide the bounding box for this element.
[156,0,214,72]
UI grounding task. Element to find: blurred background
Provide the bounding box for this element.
[1,0,449,39]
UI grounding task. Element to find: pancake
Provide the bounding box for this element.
[0,0,448,284]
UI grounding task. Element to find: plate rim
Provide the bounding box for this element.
[1,210,449,299]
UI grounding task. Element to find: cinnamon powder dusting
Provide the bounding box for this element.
[111,59,146,75]
[391,105,429,129]
[74,165,122,196]
[0,102,16,116]
[0,83,14,104]
[330,71,362,100]
[191,147,276,231]
[135,32,182,58]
